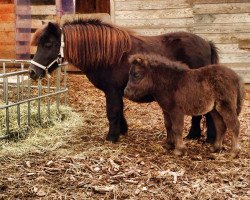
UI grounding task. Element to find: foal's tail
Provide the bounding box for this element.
[209,41,219,64]
[236,77,245,115]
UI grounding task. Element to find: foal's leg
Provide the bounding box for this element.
[105,89,127,143]
[169,111,186,156]
[209,110,226,153]
[217,105,240,158]
[163,112,174,149]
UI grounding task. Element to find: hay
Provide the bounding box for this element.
[0,100,82,157]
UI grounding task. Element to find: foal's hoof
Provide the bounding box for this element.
[206,137,216,144]
[210,146,222,153]
[106,134,120,143]
[230,149,240,159]
[173,148,187,156]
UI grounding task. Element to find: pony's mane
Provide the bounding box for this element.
[129,53,189,71]
[62,19,133,70]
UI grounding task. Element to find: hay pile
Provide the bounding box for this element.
[0,100,82,157]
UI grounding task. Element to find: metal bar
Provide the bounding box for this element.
[56,67,61,112]
[4,76,9,133]
[0,84,58,90]
[2,62,6,102]
[63,64,67,105]
[21,63,24,100]
[27,78,31,126]
[0,70,29,78]
[47,75,51,120]
[38,79,42,124]
[0,89,68,109]
[17,75,21,128]
[0,59,31,63]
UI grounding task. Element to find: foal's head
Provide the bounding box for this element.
[124,54,154,101]
[29,22,61,80]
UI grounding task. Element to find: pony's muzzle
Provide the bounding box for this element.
[29,68,39,80]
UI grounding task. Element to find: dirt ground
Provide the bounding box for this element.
[0,73,249,200]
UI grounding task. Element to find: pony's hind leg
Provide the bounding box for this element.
[217,104,240,158]
[209,109,226,153]
[186,116,202,140]
[105,89,127,143]
[205,112,216,143]
[163,112,174,149]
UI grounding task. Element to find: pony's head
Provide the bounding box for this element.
[29,22,62,80]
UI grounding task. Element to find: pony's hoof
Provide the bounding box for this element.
[173,148,186,156]
[185,129,201,140]
[205,137,216,144]
[165,143,174,150]
[106,134,120,143]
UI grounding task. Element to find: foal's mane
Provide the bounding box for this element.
[129,53,189,72]
[62,19,133,70]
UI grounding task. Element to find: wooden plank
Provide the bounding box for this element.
[16,45,30,55]
[115,8,193,20]
[16,33,31,42]
[0,13,15,22]
[192,23,250,34]
[0,52,15,59]
[197,33,250,44]
[0,4,14,14]
[0,44,15,59]
[133,27,192,36]
[194,13,250,24]
[116,18,193,28]
[16,5,56,15]
[216,44,249,54]
[238,39,250,50]
[16,19,52,29]
[115,0,190,11]
[193,3,250,14]
[191,0,250,4]
[0,22,15,31]
[219,53,250,63]
[0,31,15,45]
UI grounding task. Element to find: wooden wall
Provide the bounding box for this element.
[0,0,15,59]
[112,0,250,83]
[192,0,250,83]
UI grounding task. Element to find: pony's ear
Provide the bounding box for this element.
[47,22,61,37]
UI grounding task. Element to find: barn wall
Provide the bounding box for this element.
[192,0,250,83]
[111,0,250,83]
[0,1,15,59]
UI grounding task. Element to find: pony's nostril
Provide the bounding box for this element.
[29,69,37,80]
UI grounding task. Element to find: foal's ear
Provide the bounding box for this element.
[132,57,148,68]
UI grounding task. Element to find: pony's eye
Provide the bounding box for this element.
[44,42,52,48]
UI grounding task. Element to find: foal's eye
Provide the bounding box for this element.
[133,72,140,79]
[44,42,52,48]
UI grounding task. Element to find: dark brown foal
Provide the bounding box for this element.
[124,54,245,157]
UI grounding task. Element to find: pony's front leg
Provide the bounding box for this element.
[105,90,127,143]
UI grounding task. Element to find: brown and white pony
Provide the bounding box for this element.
[29,19,219,143]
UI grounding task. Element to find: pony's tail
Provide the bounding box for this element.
[209,41,219,64]
[236,77,245,115]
